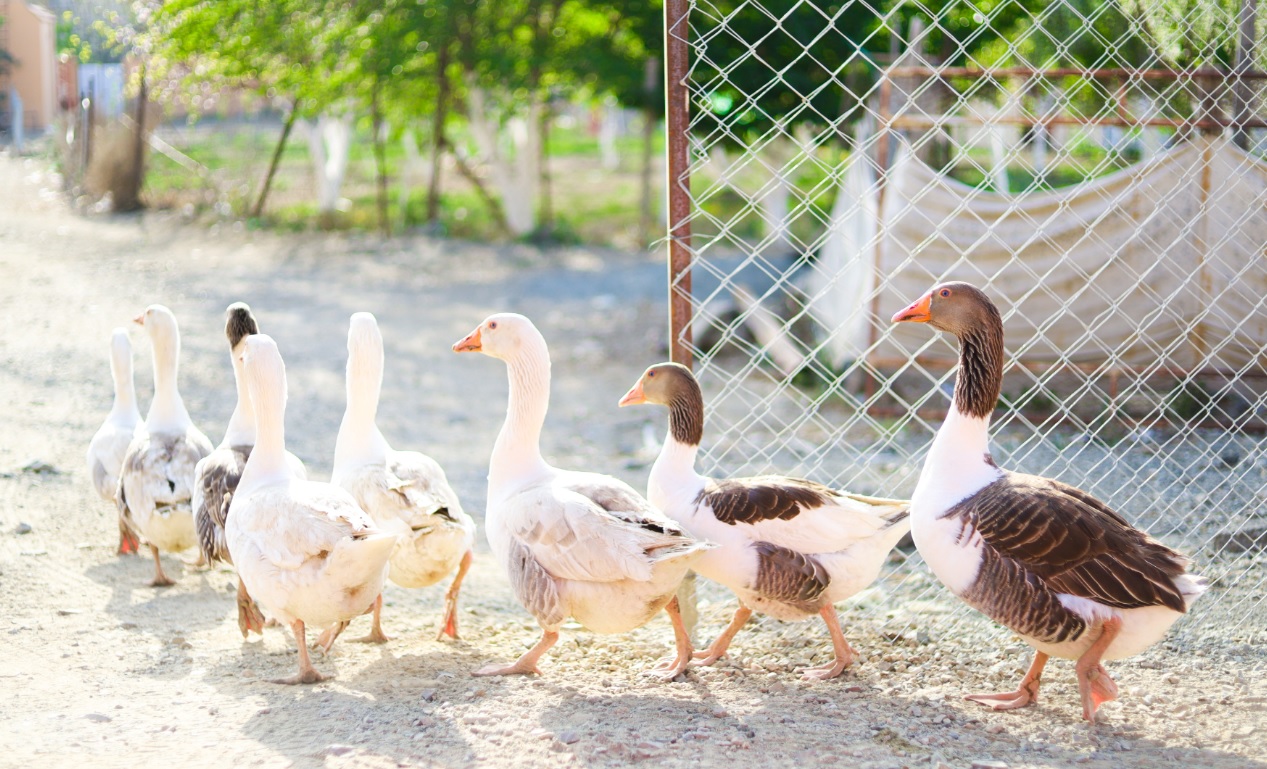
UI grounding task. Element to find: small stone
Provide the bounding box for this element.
[971,761,1009,769]
[325,745,355,757]
[419,689,437,702]
[241,669,255,678]
[986,724,1006,735]
[257,707,271,715]
[1166,675,1181,684]
[15,522,32,534]
[84,713,112,723]
[844,685,865,693]
[710,706,728,718]
[412,732,427,741]
[558,730,580,744]
[21,459,60,475]
[120,622,137,630]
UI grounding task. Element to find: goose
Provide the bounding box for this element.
[452,313,713,678]
[619,362,911,679]
[892,281,1207,722]
[227,334,396,684]
[332,312,475,643]
[85,327,143,554]
[117,305,214,586]
[192,303,307,637]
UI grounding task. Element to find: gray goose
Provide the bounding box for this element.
[192,303,306,636]
[117,305,214,586]
[452,313,713,679]
[619,362,910,679]
[893,281,1207,722]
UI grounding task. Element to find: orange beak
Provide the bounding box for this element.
[618,380,646,407]
[892,291,933,323]
[132,312,145,326]
[452,327,482,353]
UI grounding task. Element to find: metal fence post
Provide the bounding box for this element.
[664,0,698,639]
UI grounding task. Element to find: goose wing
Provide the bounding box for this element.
[950,471,1189,612]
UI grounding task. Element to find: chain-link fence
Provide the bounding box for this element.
[664,0,1267,646]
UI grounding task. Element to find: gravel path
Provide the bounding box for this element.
[0,153,1263,769]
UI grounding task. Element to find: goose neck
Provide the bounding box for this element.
[489,344,551,495]
[222,352,256,447]
[145,331,190,432]
[110,345,139,420]
[649,435,702,507]
[243,370,290,483]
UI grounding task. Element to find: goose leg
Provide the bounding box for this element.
[437,549,473,641]
[473,630,559,676]
[1076,617,1122,723]
[314,621,349,654]
[965,651,1048,711]
[691,604,753,667]
[799,605,859,680]
[117,520,140,556]
[149,545,175,587]
[352,594,391,644]
[274,620,327,685]
[645,597,695,680]
[236,577,266,638]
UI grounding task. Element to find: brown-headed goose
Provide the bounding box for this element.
[893,281,1207,722]
[332,312,475,643]
[192,303,307,637]
[619,362,910,679]
[453,313,713,679]
[226,334,396,684]
[117,305,214,586]
[86,327,142,553]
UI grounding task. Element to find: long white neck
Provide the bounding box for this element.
[488,336,552,501]
[145,327,191,433]
[914,402,999,518]
[925,404,992,474]
[238,360,291,492]
[221,350,256,448]
[333,344,391,476]
[648,434,704,509]
[109,338,140,423]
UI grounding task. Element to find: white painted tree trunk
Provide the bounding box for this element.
[599,100,620,170]
[397,129,430,227]
[303,114,353,215]
[467,85,540,237]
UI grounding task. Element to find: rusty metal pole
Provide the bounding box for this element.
[664,0,698,638]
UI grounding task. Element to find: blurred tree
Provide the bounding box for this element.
[149,0,356,217]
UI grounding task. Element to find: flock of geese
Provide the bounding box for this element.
[85,282,1206,723]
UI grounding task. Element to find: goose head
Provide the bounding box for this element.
[225,302,259,353]
[347,312,384,368]
[133,304,180,343]
[240,334,287,410]
[619,362,696,408]
[891,281,999,336]
[452,313,538,360]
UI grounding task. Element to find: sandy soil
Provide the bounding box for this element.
[0,152,1264,769]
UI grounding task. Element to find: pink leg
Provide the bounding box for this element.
[117,520,140,556]
[437,549,473,641]
[472,630,559,676]
[314,621,349,654]
[799,605,860,680]
[692,604,753,667]
[273,620,327,685]
[1076,617,1122,723]
[965,651,1049,711]
[149,545,175,587]
[646,597,695,680]
[236,577,266,638]
[352,594,391,644]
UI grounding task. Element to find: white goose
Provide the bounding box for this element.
[333,312,475,643]
[453,313,713,678]
[117,305,214,586]
[227,334,396,684]
[85,327,142,554]
[893,282,1207,722]
[619,362,910,679]
[192,303,307,637]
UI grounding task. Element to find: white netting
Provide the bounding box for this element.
[666,0,1267,645]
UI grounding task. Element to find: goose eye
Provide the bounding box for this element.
[940,289,951,298]
[488,321,498,330]
[647,371,655,378]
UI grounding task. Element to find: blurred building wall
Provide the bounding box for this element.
[0,0,57,132]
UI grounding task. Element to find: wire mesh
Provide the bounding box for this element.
[665,0,1267,647]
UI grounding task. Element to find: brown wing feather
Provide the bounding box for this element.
[753,541,830,612]
[955,472,1189,613]
[195,447,250,564]
[701,477,837,526]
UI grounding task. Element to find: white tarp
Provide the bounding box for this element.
[814,135,1267,371]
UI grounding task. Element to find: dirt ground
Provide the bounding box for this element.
[0,152,1264,769]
